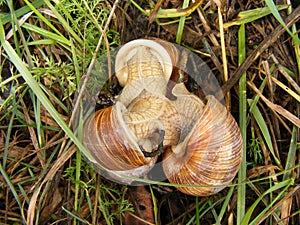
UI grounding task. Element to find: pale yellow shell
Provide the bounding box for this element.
[115,39,175,87]
[117,76,169,106]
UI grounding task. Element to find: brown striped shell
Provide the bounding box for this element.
[162,94,243,196]
[82,102,158,182]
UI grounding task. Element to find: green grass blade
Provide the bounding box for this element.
[265,0,300,44]
[98,193,112,225]
[0,0,44,24]
[43,0,83,45]
[0,163,24,221]
[149,185,159,225]
[74,111,84,223]
[23,0,67,39]
[21,23,70,46]
[208,199,219,223]
[195,196,200,225]
[27,39,57,45]
[246,77,267,125]
[283,126,298,180]
[62,206,89,224]
[39,84,69,113]
[7,0,33,67]
[241,179,293,225]
[247,99,282,166]
[250,184,287,225]
[30,91,43,148]
[176,0,190,44]
[142,0,204,19]
[216,183,235,224]
[224,5,288,28]
[130,0,148,16]
[2,108,15,169]
[237,23,247,225]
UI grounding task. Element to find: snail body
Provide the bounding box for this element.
[124,92,181,147]
[83,38,243,196]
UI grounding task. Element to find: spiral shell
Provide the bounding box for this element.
[82,102,158,182]
[162,94,243,196]
[115,39,178,86]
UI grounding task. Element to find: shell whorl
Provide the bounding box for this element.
[82,102,157,172]
[115,39,176,88]
[162,95,243,196]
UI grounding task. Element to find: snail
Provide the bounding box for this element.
[82,38,243,196]
[123,93,181,148]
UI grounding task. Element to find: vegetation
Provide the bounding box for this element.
[0,0,299,224]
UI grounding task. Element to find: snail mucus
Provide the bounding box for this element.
[82,39,243,196]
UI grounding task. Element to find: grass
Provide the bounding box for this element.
[0,0,300,224]
[238,23,247,225]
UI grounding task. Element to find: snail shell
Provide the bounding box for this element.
[115,39,178,97]
[162,92,243,196]
[82,101,158,183]
[115,39,178,86]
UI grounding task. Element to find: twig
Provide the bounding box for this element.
[149,0,164,23]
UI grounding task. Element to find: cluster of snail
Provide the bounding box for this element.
[82,39,243,196]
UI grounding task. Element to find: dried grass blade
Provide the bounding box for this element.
[27,145,77,225]
[247,81,300,128]
[270,76,300,102]
[256,186,300,225]
[279,187,299,225]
